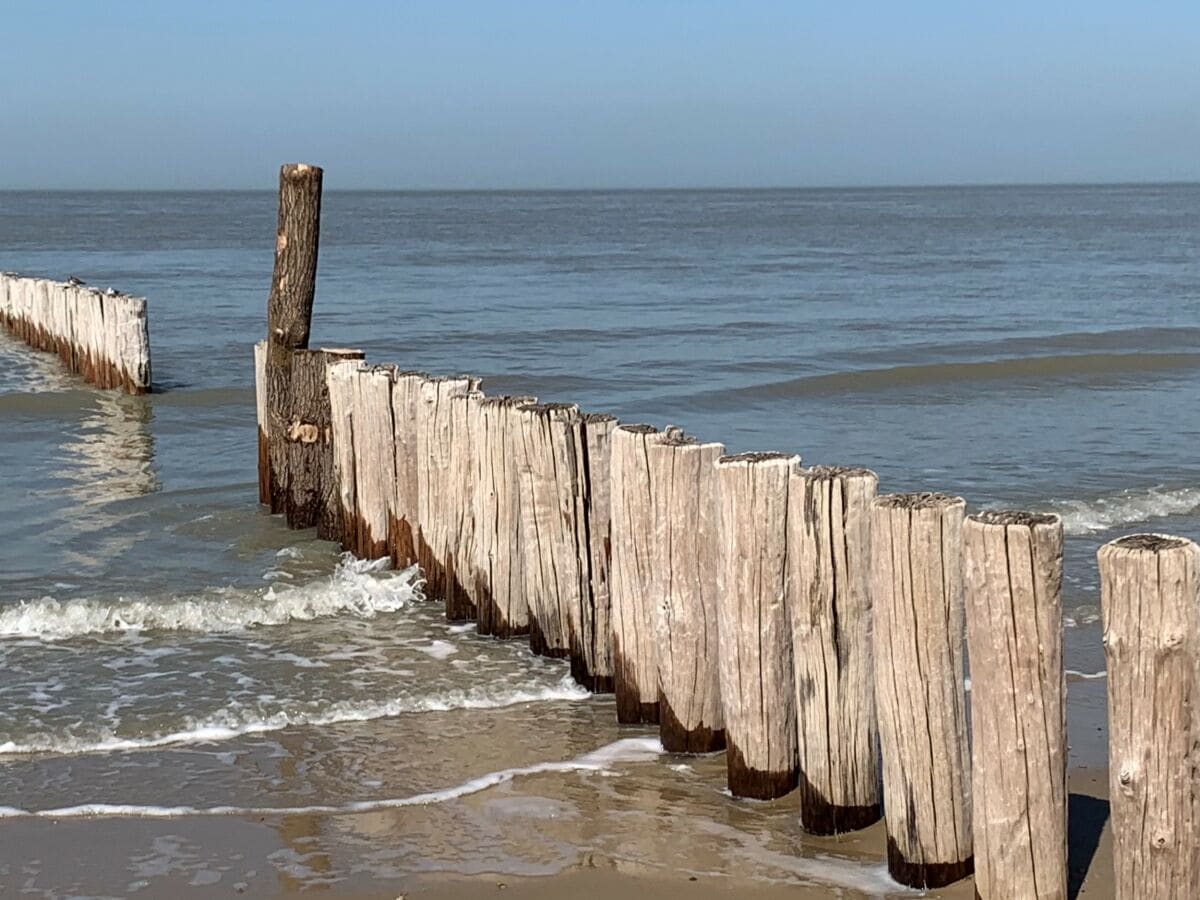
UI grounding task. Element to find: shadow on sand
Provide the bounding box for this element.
[1068,792,1110,899]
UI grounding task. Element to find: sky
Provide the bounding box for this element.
[2,1,1198,190]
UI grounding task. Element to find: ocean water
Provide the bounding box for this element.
[0,185,1198,896]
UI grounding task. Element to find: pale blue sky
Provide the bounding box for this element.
[2,1,1197,189]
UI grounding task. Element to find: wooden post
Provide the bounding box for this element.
[387,371,428,567]
[609,424,663,724]
[872,492,972,889]
[255,341,271,505]
[284,347,364,530]
[964,510,1066,900]
[715,452,800,800]
[264,163,323,517]
[787,466,881,834]
[516,402,581,659]
[474,395,536,637]
[1099,533,1200,900]
[326,359,358,549]
[573,413,617,692]
[348,364,396,559]
[415,375,479,599]
[647,430,725,753]
[443,389,485,621]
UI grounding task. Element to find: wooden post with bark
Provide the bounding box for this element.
[1099,533,1200,900]
[787,466,880,833]
[609,424,663,724]
[871,492,972,889]
[474,395,536,636]
[715,452,800,800]
[965,510,1066,900]
[264,163,323,516]
[647,429,725,753]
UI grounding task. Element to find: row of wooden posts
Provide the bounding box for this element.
[0,272,151,393]
[256,164,1198,898]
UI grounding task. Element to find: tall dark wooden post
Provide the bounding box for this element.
[264,163,324,516]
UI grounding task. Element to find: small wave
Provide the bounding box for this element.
[1053,486,1200,535]
[0,674,590,757]
[0,736,654,817]
[0,556,422,641]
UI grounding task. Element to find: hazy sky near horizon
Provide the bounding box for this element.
[3,1,1198,190]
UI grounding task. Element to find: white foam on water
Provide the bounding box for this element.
[1066,669,1107,680]
[0,674,590,757]
[416,639,458,660]
[0,737,661,819]
[1054,485,1200,535]
[0,556,422,642]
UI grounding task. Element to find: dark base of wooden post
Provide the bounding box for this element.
[612,644,660,724]
[886,837,973,889]
[725,740,799,801]
[659,696,726,754]
[258,427,272,506]
[795,771,880,834]
[474,580,530,638]
[389,514,418,570]
[529,619,569,659]
[569,653,614,694]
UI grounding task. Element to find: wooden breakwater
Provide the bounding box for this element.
[255,164,1200,898]
[0,273,151,393]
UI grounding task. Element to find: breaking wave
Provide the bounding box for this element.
[1054,486,1200,535]
[0,555,423,641]
[0,674,590,757]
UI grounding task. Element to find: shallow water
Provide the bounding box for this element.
[0,185,1197,895]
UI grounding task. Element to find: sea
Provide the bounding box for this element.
[0,185,1197,896]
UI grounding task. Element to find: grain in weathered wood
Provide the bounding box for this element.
[715,451,800,799]
[516,402,583,660]
[871,492,972,889]
[347,363,396,559]
[1099,533,1200,900]
[387,371,428,567]
[283,347,364,530]
[964,510,1066,900]
[415,375,479,599]
[609,424,664,723]
[443,389,486,621]
[474,395,537,637]
[788,465,880,833]
[647,430,725,753]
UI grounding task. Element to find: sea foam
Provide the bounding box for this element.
[0,736,660,818]
[1055,486,1200,535]
[0,674,590,757]
[0,556,422,641]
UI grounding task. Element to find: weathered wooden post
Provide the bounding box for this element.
[965,510,1066,900]
[416,375,478,596]
[1099,533,1200,900]
[348,364,396,559]
[443,389,485,621]
[326,359,359,548]
[647,430,725,753]
[610,424,663,724]
[516,402,582,659]
[871,492,972,889]
[474,395,536,636]
[263,163,323,515]
[715,452,800,800]
[573,412,617,692]
[388,371,428,567]
[787,466,880,834]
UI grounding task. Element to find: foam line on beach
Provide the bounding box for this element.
[0,737,661,819]
[0,555,421,641]
[1053,485,1200,535]
[0,674,590,757]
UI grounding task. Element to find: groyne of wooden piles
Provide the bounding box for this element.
[256,164,1200,898]
[0,272,151,393]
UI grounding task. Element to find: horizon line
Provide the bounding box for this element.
[1,178,1198,194]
